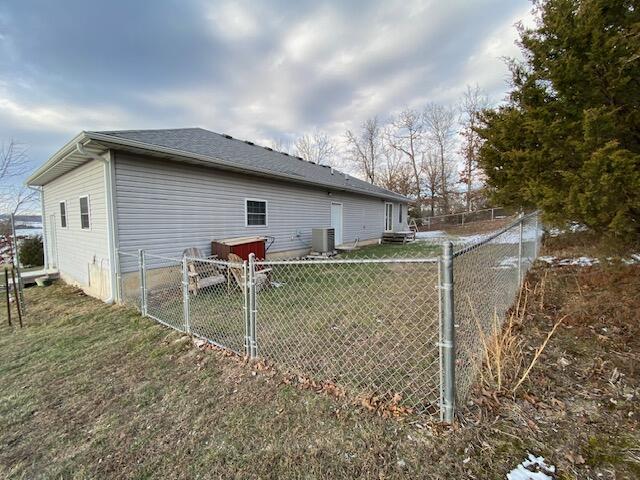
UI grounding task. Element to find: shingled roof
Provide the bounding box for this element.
[90,128,408,202]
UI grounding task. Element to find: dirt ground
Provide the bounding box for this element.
[0,231,638,479]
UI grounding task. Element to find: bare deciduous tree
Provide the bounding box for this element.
[0,140,29,182]
[345,117,382,184]
[378,144,413,196]
[386,108,425,207]
[422,150,442,217]
[0,140,36,215]
[459,85,489,211]
[423,103,457,213]
[0,187,37,216]
[269,138,292,154]
[294,131,336,165]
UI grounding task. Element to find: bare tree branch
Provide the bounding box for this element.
[0,140,29,182]
[423,103,457,213]
[294,131,336,165]
[386,108,425,206]
[459,84,490,211]
[344,117,382,184]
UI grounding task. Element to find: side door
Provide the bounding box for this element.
[330,202,343,245]
[384,202,393,232]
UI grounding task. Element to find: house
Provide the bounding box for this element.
[26,128,409,302]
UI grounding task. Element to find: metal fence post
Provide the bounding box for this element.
[248,253,258,359]
[182,255,191,334]
[440,241,456,422]
[138,249,147,316]
[491,208,495,221]
[518,213,524,284]
[533,212,540,259]
[242,260,251,357]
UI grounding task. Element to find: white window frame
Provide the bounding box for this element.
[59,200,68,229]
[79,195,91,230]
[244,198,268,227]
[399,204,403,223]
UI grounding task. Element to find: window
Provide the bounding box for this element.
[245,199,267,226]
[59,201,67,228]
[79,196,91,229]
[399,204,403,223]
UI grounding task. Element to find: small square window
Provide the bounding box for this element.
[59,201,67,228]
[246,200,267,226]
[79,196,90,229]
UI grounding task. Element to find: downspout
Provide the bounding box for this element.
[76,142,117,304]
[28,186,48,271]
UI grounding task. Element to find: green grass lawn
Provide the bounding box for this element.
[337,241,441,259]
[143,243,443,412]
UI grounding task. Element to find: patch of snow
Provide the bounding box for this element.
[414,230,448,239]
[537,255,602,267]
[497,256,519,269]
[548,222,588,237]
[15,227,42,237]
[538,256,556,264]
[507,454,556,480]
[557,256,598,267]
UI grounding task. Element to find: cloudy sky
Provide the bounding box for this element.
[0,0,534,179]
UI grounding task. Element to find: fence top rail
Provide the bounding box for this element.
[118,250,247,268]
[415,206,505,221]
[257,257,439,266]
[453,210,539,258]
[184,256,244,268]
[140,252,183,262]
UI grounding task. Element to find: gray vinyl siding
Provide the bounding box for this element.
[42,159,109,288]
[114,152,407,272]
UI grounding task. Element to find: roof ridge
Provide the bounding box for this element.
[92,127,202,135]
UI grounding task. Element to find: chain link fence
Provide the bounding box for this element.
[414,206,510,230]
[118,212,542,420]
[254,257,441,412]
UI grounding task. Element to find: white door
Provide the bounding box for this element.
[331,202,343,246]
[384,203,393,231]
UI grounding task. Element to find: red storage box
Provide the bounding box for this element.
[211,236,267,261]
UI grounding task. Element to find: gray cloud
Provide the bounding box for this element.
[0,0,533,174]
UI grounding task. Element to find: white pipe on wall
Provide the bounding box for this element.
[76,142,117,304]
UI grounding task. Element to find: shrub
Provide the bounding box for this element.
[20,235,44,267]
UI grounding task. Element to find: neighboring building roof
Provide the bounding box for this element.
[26,127,408,202]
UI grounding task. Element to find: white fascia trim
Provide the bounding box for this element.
[25,132,87,185]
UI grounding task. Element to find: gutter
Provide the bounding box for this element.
[26,132,87,185]
[76,142,118,304]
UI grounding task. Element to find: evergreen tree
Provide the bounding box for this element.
[477,0,640,240]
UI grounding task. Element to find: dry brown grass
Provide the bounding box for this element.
[471,282,567,396]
